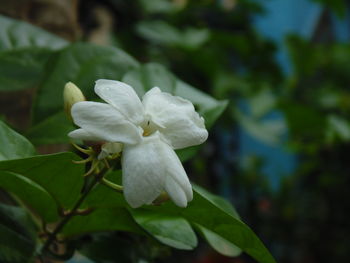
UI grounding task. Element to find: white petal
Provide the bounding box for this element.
[71,101,142,145]
[95,79,145,125]
[142,87,208,149]
[68,128,105,141]
[98,142,123,159]
[122,132,192,208]
[164,161,193,207]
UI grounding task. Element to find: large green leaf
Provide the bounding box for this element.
[61,207,144,237]
[32,43,139,124]
[130,209,198,250]
[192,185,240,218]
[84,183,127,209]
[0,48,55,91]
[183,188,274,263]
[138,187,275,263]
[0,15,67,52]
[0,171,58,222]
[0,15,68,91]
[0,204,37,263]
[0,120,36,161]
[0,152,84,211]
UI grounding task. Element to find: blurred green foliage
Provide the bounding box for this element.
[97,0,350,262]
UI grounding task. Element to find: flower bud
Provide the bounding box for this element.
[63,82,85,119]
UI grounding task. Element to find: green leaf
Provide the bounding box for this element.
[84,183,127,209]
[82,170,126,208]
[192,185,240,219]
[0,204,37,263]
[130,209,198,250]
[32,43,139,124]
[26,112,74,145]
[189,187,241,256]
[62,207,144,237]
[136,20,210,49]
[326,115,350,142]
[0,171,59,222]
[234,109,286,145]
[143,187,275,263]
[136,21,182,46]
[195,224,242,257]
[79,232,157,263]
[139,0,179,14]
[0,120,36,161]
[280,102,326,143]
[183,188,275,263]
[248,90,276,119]
[0,15,67,52]
[0,15,68,91]
[0,48,55,91]
[60,172,144,238]
[0,152,84,211]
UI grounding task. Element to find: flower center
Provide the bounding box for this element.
[141,118,158,137]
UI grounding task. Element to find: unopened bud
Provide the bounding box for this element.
[64,82,85,119]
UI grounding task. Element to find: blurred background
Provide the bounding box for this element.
[1,0,350,262]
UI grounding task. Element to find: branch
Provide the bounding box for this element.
[41,169,105,254]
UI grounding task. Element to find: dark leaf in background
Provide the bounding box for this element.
[312,0,347,17]
[79,232,163,263]
[0,15,67,52]
[0,204,37,263]
[0,15,68,92]
[136,20,210,49]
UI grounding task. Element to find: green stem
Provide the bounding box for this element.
[41,174,101,254]
[101,177,123,192]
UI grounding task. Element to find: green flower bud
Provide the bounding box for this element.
[64,82,85,119]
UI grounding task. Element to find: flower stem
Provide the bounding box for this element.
[100,177,123,192]
[41,171,103,255]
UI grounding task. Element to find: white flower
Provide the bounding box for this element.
[69,79,208,208]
